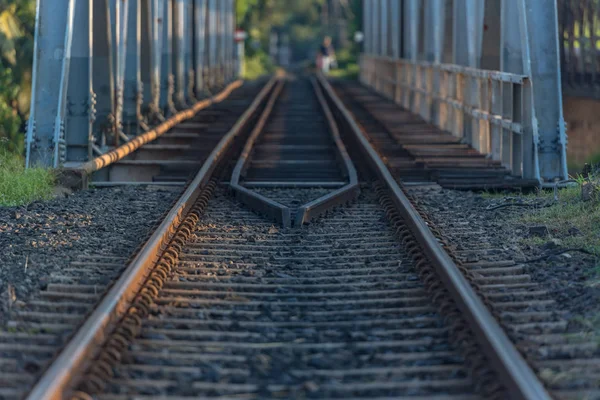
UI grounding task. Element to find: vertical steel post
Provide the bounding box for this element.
[173,0,187,107]
[519,0,568,181]
[374,0,381,56]
[151,0,165,120]
[404,0,419,61]
[501,0,523,173]
[194,0,207,93]
[424,0,445,63]
[219,0,227,83]
[65,0,93,163]
[161,0,176,115]
[208,0,218,88]
[111,0,129,145]
[26,0,73,167]
[381,0,389,57]
[481,0,501,70]
[185,0,195,101]
[140,0,153,128]
[124,0,140,137]
[391,0,401,59]
[453,0,484,67]
[92,0,114,150]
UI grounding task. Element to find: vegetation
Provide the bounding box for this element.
[484,178,600,257]
[0,0,35,154]
[0,145,55,206]
[237,0,361,79]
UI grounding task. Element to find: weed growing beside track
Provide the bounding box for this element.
[484,183,600,257]
[0,149,54,206]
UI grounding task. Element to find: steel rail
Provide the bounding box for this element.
[60,79,244,188]
[294,77,360,225]
[229,79,291,227]
[25,75,279,400]
[316,72,551,400]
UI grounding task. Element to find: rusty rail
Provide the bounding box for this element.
[61,80,244,188]
[229,79,291,226]
[316,72,551,400]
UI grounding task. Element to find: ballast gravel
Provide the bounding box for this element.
[0,186,181,318]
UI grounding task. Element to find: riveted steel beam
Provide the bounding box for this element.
[123,0,140,137]
[194,0,208,93]
[517,0,568,182]
[26,0,75,167]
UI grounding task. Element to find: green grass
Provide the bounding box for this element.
[0,149,55,206]
[484,181,600,257]
[328,63,360,79]
[242,53,275,80]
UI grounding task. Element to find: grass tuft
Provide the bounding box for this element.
[0,148,55,207]
[519,184,600,256]
[484,181,600,257]
[328,63,360,79]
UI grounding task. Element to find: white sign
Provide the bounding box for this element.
[235,30,248,42]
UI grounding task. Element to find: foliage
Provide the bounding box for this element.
[483,180,600,257]
[0,0,35,155]
[237,0,361,77]
[243,52,275,80]
[0,143,55,206]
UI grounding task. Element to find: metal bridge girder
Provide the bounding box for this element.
[26,0,77,167]
[27,0,238,168]
[361,0,568,183]
[195,0,208,93]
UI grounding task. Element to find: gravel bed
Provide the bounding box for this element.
[0,186,181,318]
[94,187,480,399]
[405,185,599,324]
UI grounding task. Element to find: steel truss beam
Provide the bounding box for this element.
[27,0,238,168]
[362,0,568,183]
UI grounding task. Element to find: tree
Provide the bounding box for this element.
[0,0,35,154]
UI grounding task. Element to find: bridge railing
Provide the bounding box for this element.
[361,55,536,179]
[361,0,569,184]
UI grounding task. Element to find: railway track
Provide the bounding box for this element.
[2,74,554,400]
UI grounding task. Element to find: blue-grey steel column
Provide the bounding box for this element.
[373,0,380,56]
[453,0,484,67]
[173,0,187,108]
[501,1,530,177]
[380,0,388,57]
[208,0,218,88]
[452,0,468,65]
[184,0,196,102]
[519,0,568,181]
[92,0,115,150]
[391,0,400,59]
[219,0,227,84]
[424,0,445,63]
[26,0,73,167]
[110,0,129,145]
[160,0,176,115]
[194,0,207,94]
[65,0,93,163]
[151,0,165,121]
[403,0,419,61]
[140,0,153,128]
[124,0,140,137]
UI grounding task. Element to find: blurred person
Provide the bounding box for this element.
[318,36,336,74]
